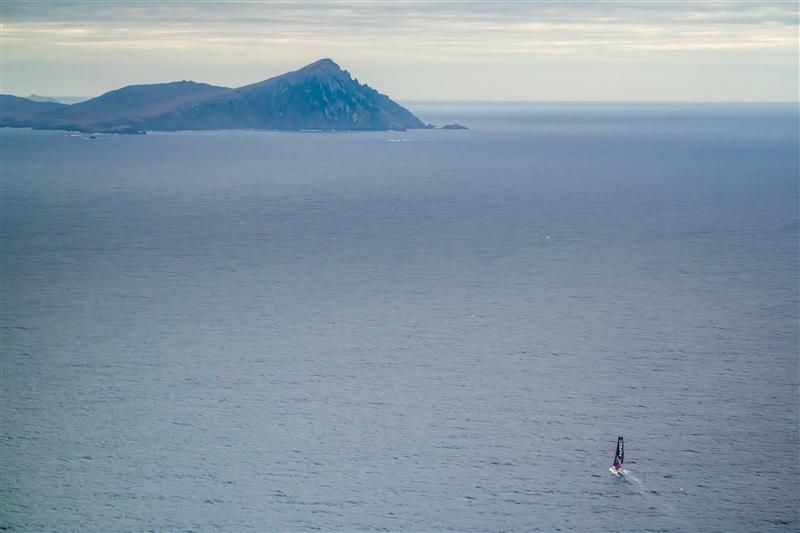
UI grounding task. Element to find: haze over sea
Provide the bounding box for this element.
[1,102,797,532]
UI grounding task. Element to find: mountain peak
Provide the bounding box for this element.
[290,58,350,81]
[242,58,351,92]
[304,58,340,70]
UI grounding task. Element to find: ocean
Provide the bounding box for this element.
[1,102,798,531]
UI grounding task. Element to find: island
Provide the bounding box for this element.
[441,123,468,130]
[0,59,438,133]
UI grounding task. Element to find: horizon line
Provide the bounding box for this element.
[5,92,799,106]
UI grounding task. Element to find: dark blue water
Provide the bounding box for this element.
[2,103,798,531]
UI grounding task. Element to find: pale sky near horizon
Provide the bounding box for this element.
[1,0,798,101]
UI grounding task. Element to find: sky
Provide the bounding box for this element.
[1,0,798,101]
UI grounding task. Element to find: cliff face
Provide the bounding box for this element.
[149,59,426,131]
[1,59,428,133]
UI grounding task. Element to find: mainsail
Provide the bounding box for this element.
[613,436,624,467]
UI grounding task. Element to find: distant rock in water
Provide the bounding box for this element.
[441,123,468,130]
[1,59,430,133]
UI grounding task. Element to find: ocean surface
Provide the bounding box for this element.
[1,102,798,532]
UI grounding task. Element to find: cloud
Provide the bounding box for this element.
[1,1,797,100]
[2,0,797,54]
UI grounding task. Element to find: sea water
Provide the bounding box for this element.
[1,103,798,531]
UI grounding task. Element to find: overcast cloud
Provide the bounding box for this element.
[1,1,797,100]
